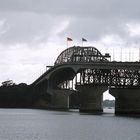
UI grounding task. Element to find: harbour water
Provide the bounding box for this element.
[0,108,140,140]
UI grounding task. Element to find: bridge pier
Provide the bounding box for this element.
[50,89,73,109]
[109,88,140,115]
[76,85,107,113]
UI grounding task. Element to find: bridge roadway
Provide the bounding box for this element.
[31,46,140,115]
[33,61,140,85]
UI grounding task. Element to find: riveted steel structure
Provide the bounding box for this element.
[55,46,108,65]
[76,68,140,88]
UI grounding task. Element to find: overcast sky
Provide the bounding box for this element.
[0,0,140,89]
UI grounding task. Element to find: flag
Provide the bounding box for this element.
[82,38,87,42]
[67,37,73,41]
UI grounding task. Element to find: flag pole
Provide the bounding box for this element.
[129,48,131,62]
[113,47,115,61]
[139,47,140,62]
[67,40,68,48]
[82,38,87,47]
[67,37,73,48]
[120,47,122,61]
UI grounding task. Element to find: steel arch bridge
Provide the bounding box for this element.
[32,46,140,94]
[31,46,140,114]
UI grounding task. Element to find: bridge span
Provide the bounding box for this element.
[31,46,140,115]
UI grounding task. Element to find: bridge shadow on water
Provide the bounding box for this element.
[57,108,140,118]
[36,108,140,119]
[47,108,115,116]
[77,108,115,116]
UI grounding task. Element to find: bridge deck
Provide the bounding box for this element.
[32,61,140,86]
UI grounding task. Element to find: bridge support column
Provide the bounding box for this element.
[109,88,140,115]
[76,85,107,113]
[50,89,73,109]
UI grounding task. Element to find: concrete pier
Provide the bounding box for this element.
[109,88,140,115]
[76,85,107,113]
[51,89,73,109]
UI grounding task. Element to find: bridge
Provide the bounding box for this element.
[31,46,140,115]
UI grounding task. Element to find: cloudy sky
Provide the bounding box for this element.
[0,0,140,87]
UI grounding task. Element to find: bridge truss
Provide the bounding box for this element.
[76,69,140,88]
[54,46,140,89]
[58,68,140,90]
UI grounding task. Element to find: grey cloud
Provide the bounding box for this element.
[1,0,140,84]
[0,0,140,45]
[0,0,140,19]
[0,12,66,44]
[59,17,126,41]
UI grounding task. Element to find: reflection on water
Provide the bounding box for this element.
[0,108,139,140]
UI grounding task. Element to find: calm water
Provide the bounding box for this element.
[0,109,140,140]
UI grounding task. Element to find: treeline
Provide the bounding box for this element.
[0,83,36,108]
[0,81,115,108]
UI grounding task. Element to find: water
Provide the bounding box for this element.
[0,109,140,140]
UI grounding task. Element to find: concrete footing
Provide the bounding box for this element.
[109,88,140,115]
[76,85,107,113]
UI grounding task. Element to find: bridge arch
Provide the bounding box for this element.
[49,67,75,89]
[55,46,108,65]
